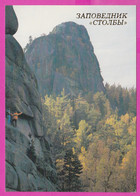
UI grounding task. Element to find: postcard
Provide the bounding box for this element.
[0,0,140,195]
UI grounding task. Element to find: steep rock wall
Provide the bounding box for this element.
[5,6,57,192]
[25,22,105,97]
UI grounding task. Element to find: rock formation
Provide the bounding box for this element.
[25,22,105,97]
[5,6,57,191]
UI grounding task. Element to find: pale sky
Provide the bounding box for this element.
[13,5,136,88]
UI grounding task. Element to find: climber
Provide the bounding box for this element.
[6,108,11,125]
[10,111,23,127]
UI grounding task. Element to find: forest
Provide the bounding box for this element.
[41,83,136,192]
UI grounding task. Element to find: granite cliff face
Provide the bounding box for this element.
[5,6,57,192]
[25,22,105,97]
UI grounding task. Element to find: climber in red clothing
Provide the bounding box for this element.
[10,111,22,127]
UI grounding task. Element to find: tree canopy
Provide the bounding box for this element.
[42,85,136,192]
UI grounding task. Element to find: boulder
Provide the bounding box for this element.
[5,6,18,35]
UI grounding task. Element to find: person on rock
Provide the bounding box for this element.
[6,108,11,125]
[10,111,22,127]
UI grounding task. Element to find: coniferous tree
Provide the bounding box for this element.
[24,35,33,52]
[61,149,83,192]
[43,87,136,192]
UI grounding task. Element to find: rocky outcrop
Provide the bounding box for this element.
[25,22,105,97]
[5,6,18,35]
[5,6,57,191]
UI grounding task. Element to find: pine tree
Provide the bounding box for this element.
[61,149,83,192]
[24,35,33,53]
[72,153,83,191]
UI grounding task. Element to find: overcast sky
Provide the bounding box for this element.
[13,5,136,88]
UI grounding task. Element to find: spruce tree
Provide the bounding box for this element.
[62,149,83,192]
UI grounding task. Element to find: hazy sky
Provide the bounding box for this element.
[13,5,136,88]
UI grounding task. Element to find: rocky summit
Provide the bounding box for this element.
[25,22,105,97]
[5,6,57,192]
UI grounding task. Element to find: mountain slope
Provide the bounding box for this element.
[25,22,105,97]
